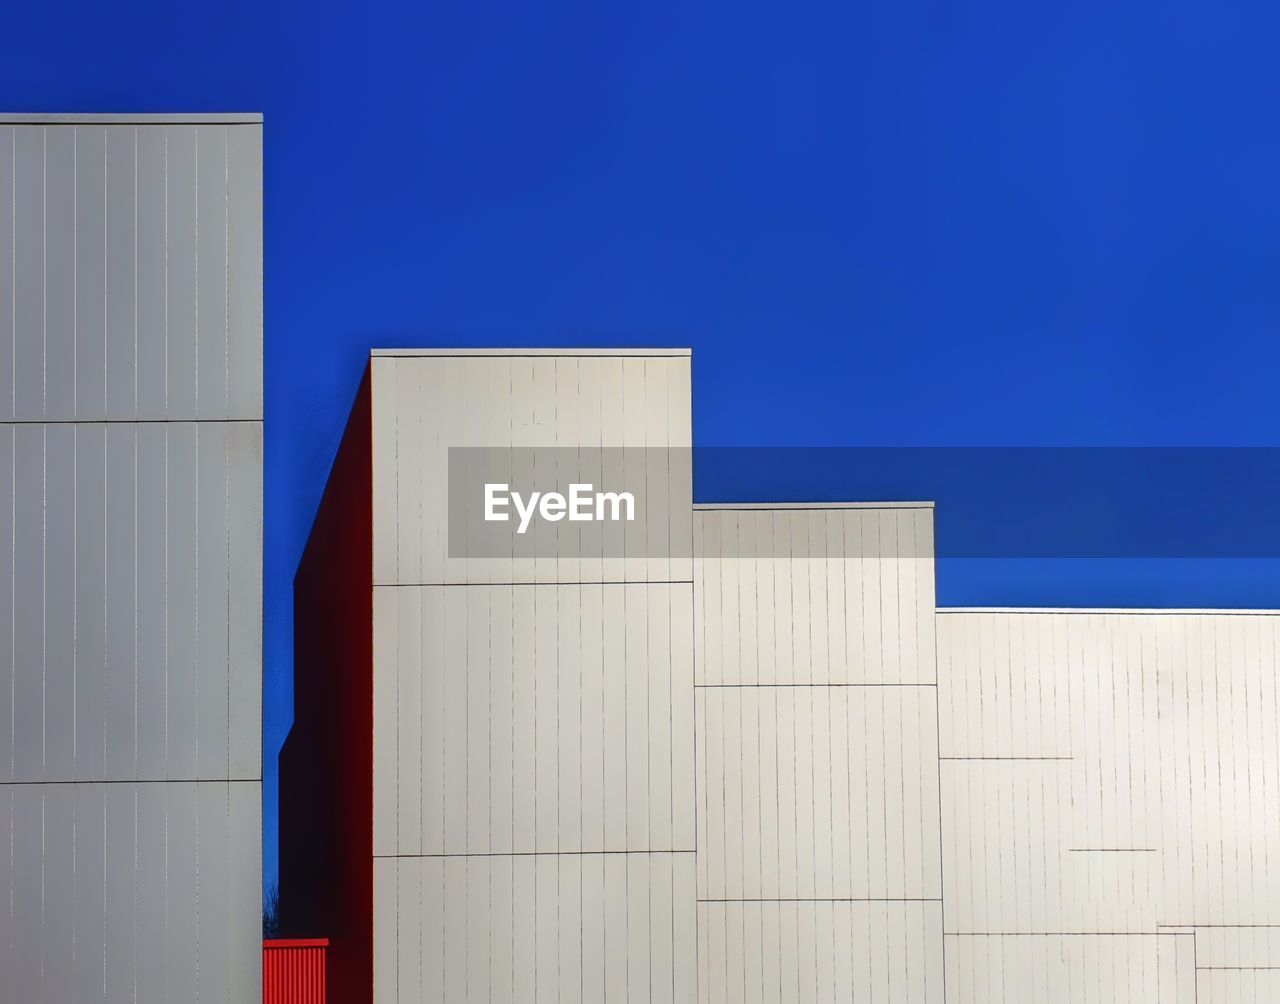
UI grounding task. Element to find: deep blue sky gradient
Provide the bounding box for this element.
[7,0,1280,893]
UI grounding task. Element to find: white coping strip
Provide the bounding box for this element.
[371,347,691,357]
[694,501,935,510]
[938,606,1280,616]
[0,112,262,124]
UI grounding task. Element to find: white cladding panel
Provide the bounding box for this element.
[371,353,692,585]
[697,901,944,1004]
[373,582,695,857]
[371,352,694,1003]
[0,119,262,1004]
[1198,970,1280,1004]
[1196,928,1280,968]
[696,684,940,901]
[694,507,935,685]
[373,852,697,1003]
[0,780,260,1003]
[0,123,263,422]
[943,933,1195,1004]
[0,421,262,784]
[938,610,1280,1000]
[693,505,943,1004]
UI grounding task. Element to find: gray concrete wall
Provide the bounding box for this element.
[0,115,262,1003]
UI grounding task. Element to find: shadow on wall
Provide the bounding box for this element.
[278,368,373,1004]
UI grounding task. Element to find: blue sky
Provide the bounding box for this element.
[7,0,1280,892]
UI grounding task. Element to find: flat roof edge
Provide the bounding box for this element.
[0,113,263,125]
[695,501,935,510]
[371,347,692,357]
[938,606,1280,616]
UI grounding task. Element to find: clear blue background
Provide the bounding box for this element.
[7,0,1280,896]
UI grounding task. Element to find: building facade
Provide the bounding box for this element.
[284,349,1280,1003]
[0,113,263,1002]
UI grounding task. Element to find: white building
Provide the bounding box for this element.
[0,113,263,1003]
[285,349,1279,1003]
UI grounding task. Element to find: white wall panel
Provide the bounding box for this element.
[13,126,45,419]
[0,433,10,782]
[0,128,11,412]
[694,505,935,686]
[134,129,165,416]
[697,684,941,902]
[939,758,1166,933]
[374,582,695,857]
[137,784,169,1002]
[226,125,265,420]
[1196,928,1280,969]
[195,127,229,421]
[694,503,943,1003]
[0,116,261,1004]
[374,852,696,1003]
[103,125,137,419]
[229,780,265,1003]
[1198,969,1280,1003]
[938,611,1280,938]
[45,128,75,417]
[227,421,265,780]
[937,612,1074,758]
[0,421,261,784]
[74,428,109,781]
[12,426,44,780]
[8,784,43,1002]
[944,933,1195,1004]
[938,610,1280,1000]
[45,462,81,748]
[75,126,109,417]
[195,422,231,781]
[166,782,200,1001]
[371,351,693,1003]
[195,781,232,1004]
[698,901,943,1004]
[137,425,169,779]
[166,126,200,415]
[371,352,693,587]
[0,780,257,1003]
[0,123,261,423]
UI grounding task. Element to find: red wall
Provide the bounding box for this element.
[279,369,373,1004]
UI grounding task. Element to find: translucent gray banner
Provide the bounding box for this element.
[448,447,1280,559]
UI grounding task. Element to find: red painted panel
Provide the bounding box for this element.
[279,368,373,1003]
[263,939,328,1004]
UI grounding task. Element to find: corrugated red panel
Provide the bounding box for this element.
[264,939,329,1004]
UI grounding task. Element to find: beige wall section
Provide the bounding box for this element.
[697,901,944,1004]
[943,932,1196,1004]
[1199,971,1280,1003]
[370,351,696,1003]
[694,505,943,1004]
[371,352,692,586]
[938,610,1280,1002]
[696,685,940,901]
[374,853,697,1003]
[373,582,696,858]
[694,506,935,685]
